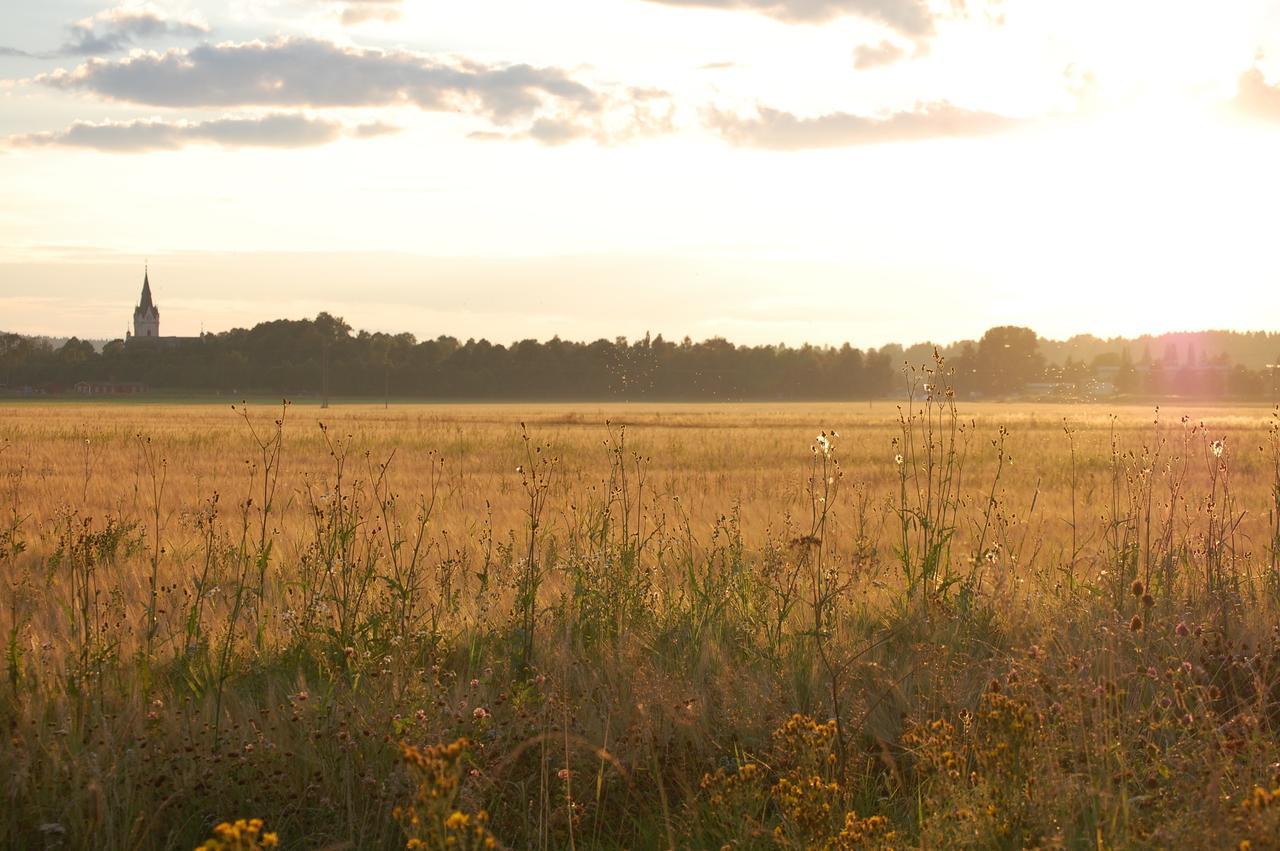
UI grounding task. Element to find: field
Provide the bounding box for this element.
[3,392,1280,849]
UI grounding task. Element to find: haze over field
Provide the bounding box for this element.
[3,1,1280,345]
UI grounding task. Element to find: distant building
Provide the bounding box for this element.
[125,267,198,347]
[132,266,160,339]
[74,380,147,396]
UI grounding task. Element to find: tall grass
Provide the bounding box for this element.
[1,392,1279,849]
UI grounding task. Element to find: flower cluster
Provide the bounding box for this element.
[195,818,278,850]
[901,718,963,780]
[700,761,763,811]
[693,714,896,849]
[771,713,838,776]
[813,430,838,456]
[394,738,498,850]
[829,811,894,850]
[771,773,842,839]
[1235,785,1280,849]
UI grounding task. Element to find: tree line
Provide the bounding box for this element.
[2,316,1277,400]
[0,313,894,400]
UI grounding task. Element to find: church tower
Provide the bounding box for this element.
[132,266,160,338]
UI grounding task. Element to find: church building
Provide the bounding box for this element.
[126,267,197,346]
[132,267,160,338]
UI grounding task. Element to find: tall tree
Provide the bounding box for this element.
[975,326,1044,396]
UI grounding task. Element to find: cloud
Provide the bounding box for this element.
[640,0,935,37]
[1,46,38,58]
[1233,67,1280,121]
[707,102,1019,149]
[467,97,675,145]
[62,6,210,56]
[338,0,403,25]
[852,40,908,69]
[39,38,605,129]
[6,114,388,153]
[352,120,401,138]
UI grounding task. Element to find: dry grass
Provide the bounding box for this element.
[2,393,1279,849]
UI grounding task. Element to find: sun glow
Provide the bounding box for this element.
[2,0,1279,343]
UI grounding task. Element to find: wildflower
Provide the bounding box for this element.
[1176,621,1189,636]
[1212,439,1225,458]
[557,767,573,781]
[894,454,903,465]
[395,739,498,849]
[814,433,831,456]
[195,817,278,849]
[472,707,490,720]
[1131,580,1144,598]
[1129,614,1143,632]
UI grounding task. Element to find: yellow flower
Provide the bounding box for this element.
[195,818,278,850]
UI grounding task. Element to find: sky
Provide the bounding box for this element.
[2,0,1279,347]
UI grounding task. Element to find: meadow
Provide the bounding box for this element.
[2,384,1280,849]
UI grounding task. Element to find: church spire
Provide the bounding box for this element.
[133,264,160,338]
[139,265,154,312]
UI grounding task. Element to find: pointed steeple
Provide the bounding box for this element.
[133,264,160,338]
[139,264,154,312]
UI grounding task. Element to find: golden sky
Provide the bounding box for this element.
[2,0,1279,345]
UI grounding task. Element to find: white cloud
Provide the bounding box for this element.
[62,6,210,56]
[8,114,389,152]
[36,37,673,143]
[707,101,1019,148]
[639,0,935,36]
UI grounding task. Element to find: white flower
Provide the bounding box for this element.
[815,433,831,455]
[1211,439,1224,458]
[894,454,904,465]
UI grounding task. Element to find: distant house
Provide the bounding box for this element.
[74,380,147,396]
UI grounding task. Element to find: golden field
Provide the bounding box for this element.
[2,394,1280,849]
